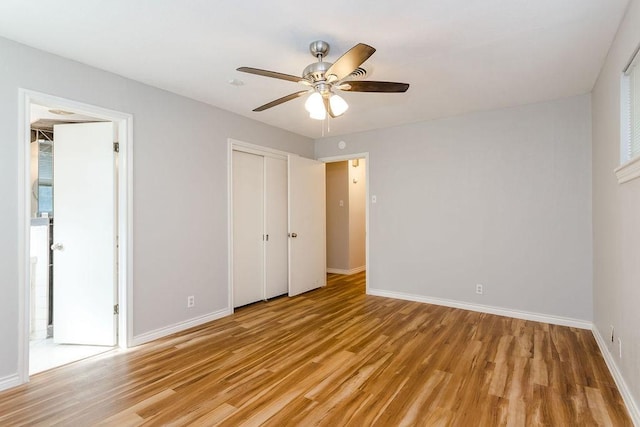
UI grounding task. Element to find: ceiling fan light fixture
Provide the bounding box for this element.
[305,92,325,119]
[329,94,349,116]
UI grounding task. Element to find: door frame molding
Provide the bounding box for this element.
[317,153,370,294]
[227,138,291,312]
[17,89,133,383]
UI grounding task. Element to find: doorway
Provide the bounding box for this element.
[19,91,132,381]
[319,153,369,291]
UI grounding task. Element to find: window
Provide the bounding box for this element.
[616,43,640,183]
[36,140,54,216]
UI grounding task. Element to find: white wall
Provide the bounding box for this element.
[592,0,640,417]
[315,95,593,322]
[0,36,313,385]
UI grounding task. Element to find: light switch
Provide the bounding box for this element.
[339,200,344,207]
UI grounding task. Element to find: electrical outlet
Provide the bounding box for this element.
[187,295,195,308]
[618,338,622,358]
[476,284,483,295]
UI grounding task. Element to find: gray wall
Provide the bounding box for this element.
[592,0,640,412]
[0,36,313,383]
[316,95,593,321]
[325,161,350,270]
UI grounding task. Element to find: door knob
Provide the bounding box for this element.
[51,242,64,251]
[290,232,298,238]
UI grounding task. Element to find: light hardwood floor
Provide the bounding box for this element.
[0,272,632,426]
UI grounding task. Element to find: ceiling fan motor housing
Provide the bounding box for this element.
[302,61,333,84]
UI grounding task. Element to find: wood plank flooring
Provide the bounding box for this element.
[0,272,632,426]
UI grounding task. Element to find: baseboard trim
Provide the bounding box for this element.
[131,308,232,347]
[367,288,592,329]
[327,266,366,275]
[592,327,640,426]
[0,373,22,392]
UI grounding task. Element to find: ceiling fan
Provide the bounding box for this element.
[237,40,409,120]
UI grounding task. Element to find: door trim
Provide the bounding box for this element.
[18,89,133,383]
[317,153,370,294]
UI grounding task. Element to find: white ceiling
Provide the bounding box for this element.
[0,0,630,138]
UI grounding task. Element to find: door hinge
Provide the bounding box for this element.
[114,304,119,315]
[114,142,120,153]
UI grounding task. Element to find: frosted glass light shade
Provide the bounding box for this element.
[305,92,324,114]
[329,94,348,116]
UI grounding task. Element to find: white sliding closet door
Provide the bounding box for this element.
[265,157,288,298]
[232,151,265,307]
[232,147,324,305]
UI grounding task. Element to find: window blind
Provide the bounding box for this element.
[630,61,640,159]
[38,141,53,185]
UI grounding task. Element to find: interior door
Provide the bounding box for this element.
[232,150,265,307]
[288,155,326,296]
[265,157,288,298]
[52,122,116,346]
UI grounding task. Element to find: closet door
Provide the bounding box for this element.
[265,157,288,298]
[232,151,264,307]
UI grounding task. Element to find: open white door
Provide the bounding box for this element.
[52,122,116,346]
[288,155,326,296]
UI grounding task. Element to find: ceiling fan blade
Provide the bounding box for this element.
[237,67,308,84]
[253,90,309,112]
[325,43,376,82]
[338,81,410,93]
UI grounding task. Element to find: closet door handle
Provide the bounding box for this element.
[51,242,64,251]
